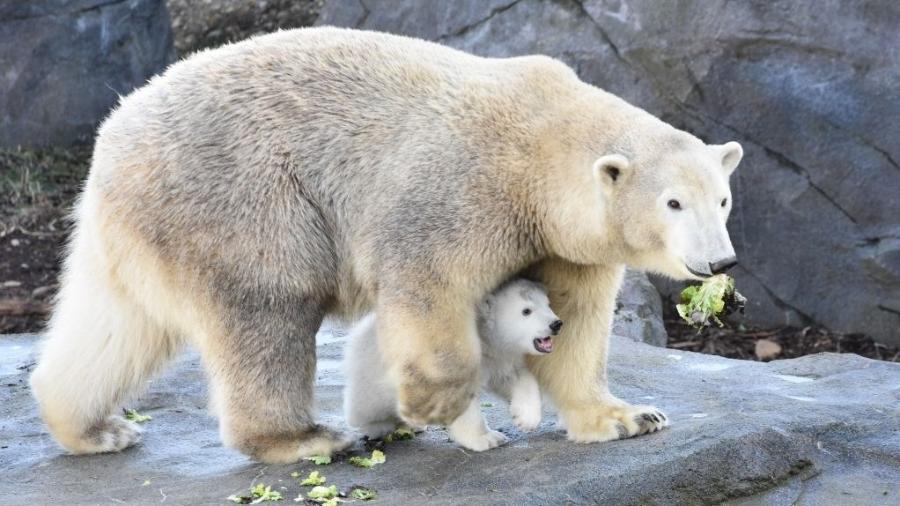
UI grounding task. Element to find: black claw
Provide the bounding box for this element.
[641,413,654,423]
[658,412,667,422]
[650,414,660,423]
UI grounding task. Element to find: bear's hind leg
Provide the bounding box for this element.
[30,226,180,454]
[205,296,351,464]
[376,292,482,427]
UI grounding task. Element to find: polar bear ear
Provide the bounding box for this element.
[717,141,744,176]
[592,154,631,187]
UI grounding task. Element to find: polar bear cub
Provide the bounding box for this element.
[343,279,562,451]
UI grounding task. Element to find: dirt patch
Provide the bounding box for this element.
[0,148,89,333]
[664,305,900,363]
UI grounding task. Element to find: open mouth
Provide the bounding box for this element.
[533,336,553,353]
[685,264,713,278]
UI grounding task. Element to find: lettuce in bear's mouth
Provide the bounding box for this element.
[533,336,553,353]
[676,274,746,328]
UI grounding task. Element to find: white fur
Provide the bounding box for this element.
[343,279,560,450]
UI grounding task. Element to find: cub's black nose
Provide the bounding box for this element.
[549,319,563,334]
[709,256,738,274]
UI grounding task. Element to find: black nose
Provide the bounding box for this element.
[549,319,563,334]
[709,256,738,274]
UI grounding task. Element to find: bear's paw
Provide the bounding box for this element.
[563,403,669,443]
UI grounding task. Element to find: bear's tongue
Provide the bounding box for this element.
[533,336,553,353]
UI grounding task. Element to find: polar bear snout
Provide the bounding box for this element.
[549,319,563,335]
[709,255,738,274]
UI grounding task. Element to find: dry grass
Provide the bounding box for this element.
[0,147,90,238]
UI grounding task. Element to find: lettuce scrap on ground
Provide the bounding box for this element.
[305,455,332,465]
[676,274,746,328]
[383,427,415,443]
[348,450,385,468]
[227,483,283,504]
[297,471,326,486]
[123,408,152,423]
[349,487,377,501]
[306,485,339,502]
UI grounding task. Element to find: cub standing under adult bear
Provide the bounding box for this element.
[30,27,743,464]
[344,279,566,451]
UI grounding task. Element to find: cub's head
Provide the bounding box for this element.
[593,136,743,280]
[481,279,562,355]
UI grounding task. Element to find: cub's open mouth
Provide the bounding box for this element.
[533,336,553,353]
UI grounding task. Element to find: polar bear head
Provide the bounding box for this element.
[592,137,743,280]
[480,279,562,356]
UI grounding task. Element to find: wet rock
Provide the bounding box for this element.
[316,0,900,345]
[0,0,173,148]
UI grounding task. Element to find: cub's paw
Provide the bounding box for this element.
[510,400,542,432]
[564,403,669,443]
[452,428,509,452]
[397,365,477,426]
[81,415,143,453]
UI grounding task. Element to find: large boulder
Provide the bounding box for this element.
[3,331,897,504]
[317,0,900,345]
[614,269,667,347]
[0,0,173,148]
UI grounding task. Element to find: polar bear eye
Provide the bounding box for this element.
[721,198,728,208]
[522,308,532,316]
[667,199,682,210]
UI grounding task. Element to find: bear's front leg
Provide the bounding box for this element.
[527,260,669,442]
[448,398,508,451]
[508,370,542,432]
[376,293,482,427]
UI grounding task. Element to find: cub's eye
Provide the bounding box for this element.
[721,198,728,208]
[522,308,532,316]
[667,199,682,210]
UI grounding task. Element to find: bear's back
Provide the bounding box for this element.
[104,27,583,145]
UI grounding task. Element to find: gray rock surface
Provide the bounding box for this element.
[614,269,667,347]
[166,0,322,56]
[0,0,173,148]
[317,0,900,345]
[3,330,898,505]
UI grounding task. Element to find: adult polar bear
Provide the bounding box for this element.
[30,27,742,463]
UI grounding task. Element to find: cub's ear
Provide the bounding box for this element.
[717,141,743,176]
[592,154,631,187]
